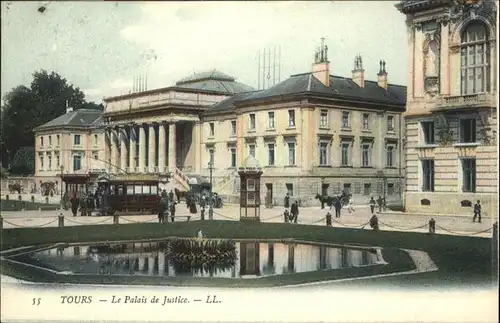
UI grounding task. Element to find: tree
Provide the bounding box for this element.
[0,70,102,173]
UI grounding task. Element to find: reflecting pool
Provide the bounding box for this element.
[13,240,381,279]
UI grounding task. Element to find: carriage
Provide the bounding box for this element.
[95,174,160,215]
[62,173,160,215]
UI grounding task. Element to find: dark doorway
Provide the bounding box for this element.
[265,183,273,207]
[321,183,329,196]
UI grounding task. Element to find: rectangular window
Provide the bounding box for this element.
[268,112,275,129]
[247,179,256,204]
[93,152,99,160]
[56,155,60,167]
[343,183,351,195]
[231,120,237,136]
[268,143,275,166]
[341,142,350,166]
[287,142,296,166]
[363,183,372,196]
[230,148,237,168]
[74,134,81,146]
[321,183,329,196]
[386,146,394,167]
[56,135,60,146]
[209,148,215,166]
[288,110,296,127]
[421,159,435,192]
[48,155,52,169]
[462,158,476,192]
[320,110,328,127]
[387,115,394,131]
[319,142,329,166]
[73,155,82,171]
[362,114,369,130]
[249,114,256,130]
[248,144,256,157]
[40,137,44,147]
[209,122,215,136]
[459,118,476,143]
[387,183,395,195]
[40,155,44,169]
[286,183,294,196]
[48,136,52,146]
[362,144,370,167]
[422,121,435,144]
[342,112,350,128]
[93,134,98,145]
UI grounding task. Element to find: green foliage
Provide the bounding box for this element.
[9,146,35,175]
[0,70,101,173]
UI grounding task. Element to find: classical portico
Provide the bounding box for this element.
[105,121,188,174]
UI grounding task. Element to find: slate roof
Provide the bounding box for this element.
[207,91,258,113]
[237,73,406,107]
[175,69,254,94]
[35,109,103,131]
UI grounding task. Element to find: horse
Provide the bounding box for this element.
[315,193,351,208]
[8,183,21,194]
[40,181,56,196]
[174,188,188,202]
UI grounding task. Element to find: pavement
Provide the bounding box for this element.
[0,203,496,238]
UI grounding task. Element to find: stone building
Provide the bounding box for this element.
[396,0,498,216]
[100,40,406,206]
[33,108,105,190]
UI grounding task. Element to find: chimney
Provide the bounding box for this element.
[377,60,388,90]
[311,37,330,87]
[352,54,365,88]
[65,100,73,114]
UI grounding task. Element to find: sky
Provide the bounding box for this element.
[1,1,408,104]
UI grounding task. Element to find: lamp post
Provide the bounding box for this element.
[59,165,65,216]
[208,161,214,220]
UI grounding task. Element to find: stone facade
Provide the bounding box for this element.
[397,0,498,216]
[34,109,105,191]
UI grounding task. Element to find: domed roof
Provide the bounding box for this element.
[175,69,254,94]
[238,155,262,172]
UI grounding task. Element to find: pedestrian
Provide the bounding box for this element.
[175,189,181,203]
[347,197,355,213]
[377,196,383,213]
[170,202,176,223]
[369,214,379,231]
[158,191,168,223]
[70,192,79,217]
[334,198,342,218]
[290,201,299,224]
[473,200,482,223]
[369,197,376,214]
[200,196,206,220]
[169,190,174,203]
[382,197,387,211]
[284,193,290,211]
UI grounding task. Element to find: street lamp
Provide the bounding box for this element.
[59,165,65,216]
[208,161,214,220]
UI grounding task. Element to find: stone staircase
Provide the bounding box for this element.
[215,169,239,194]
[172,167,190,191]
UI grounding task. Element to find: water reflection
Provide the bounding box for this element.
[21,241,380,279]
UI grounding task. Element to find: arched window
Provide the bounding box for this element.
[460,21,490,94]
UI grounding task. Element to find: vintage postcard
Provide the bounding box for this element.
[0,1,498,322]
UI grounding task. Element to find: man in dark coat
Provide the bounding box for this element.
[290,201,299,224]
[158,190,168,223]
[170,202,176,222]
[334,198,342,218]
[369,197,376,214]
[169,190,174,203]
[70,193,79,217]
[377,196,383,213]
[473,200,482,223]
[284,193,290,210]
[199,195,206,220]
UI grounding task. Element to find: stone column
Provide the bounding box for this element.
[440,22,450,95]
[139,124,146,173]
[129,125,136,172]
[168,123,176,171]
[148,124,157,172]
[120,129,127,173]
[138,257,146,271]
[158,252,165,276]
[158,122,166,173]
[110,130,118,174]
[148,256,155,276]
